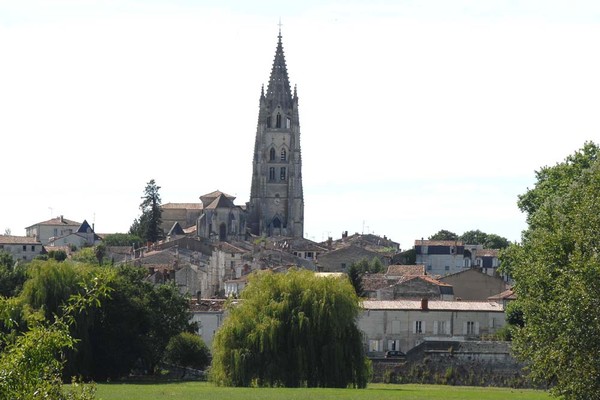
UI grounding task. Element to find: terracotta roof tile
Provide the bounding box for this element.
[386,264,426,277]
[162,202,203,210]
[26,217,81,228]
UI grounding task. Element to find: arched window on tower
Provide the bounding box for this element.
[276,113,282,128]
[269,167,275,181]
[286,117,291,129]
[280,167,286,181]
[280,148,287,161]
[269,148,276,161]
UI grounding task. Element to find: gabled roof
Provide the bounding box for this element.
[161,202,203,210]
[414,239,463,246]
[362,300,504,312]
[386,264,426,277]
[200,190,235,207]
[76,220,94,234]
[488,288,516,301]
[168,222,186,236]
[26,216,81,228]
[205,193,236,210]
[0,235,41,245]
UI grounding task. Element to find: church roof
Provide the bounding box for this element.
[265,29,293,111]
[200,190,235,207]
[205,193,236,210]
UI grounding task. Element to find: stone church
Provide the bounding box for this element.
[161,29,304,240]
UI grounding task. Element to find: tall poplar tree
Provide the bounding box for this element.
[210,269,370,388]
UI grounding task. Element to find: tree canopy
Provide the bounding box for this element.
[211,269,370,388]
[427,229,509,249]
[428,229,458,241]
[502,141,600,399]
[130,179,164,243]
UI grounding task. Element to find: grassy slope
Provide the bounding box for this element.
[96,382,551,400]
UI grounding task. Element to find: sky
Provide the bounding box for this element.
[1,1,599,250]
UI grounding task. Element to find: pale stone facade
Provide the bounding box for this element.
[25,216,81,245]
[358,299,506,354]
[0,235,43,261]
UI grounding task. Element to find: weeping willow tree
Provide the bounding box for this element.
[210,269,370,388]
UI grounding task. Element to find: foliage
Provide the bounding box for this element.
[347,263,364,297]
[0,273,110,400]
[164,332,211,370]
[0,251,26,297]
[103,233,143,247]
[130,179,164,243]
[94,243,106,266]
[48,249,69,262]
[211,269,370,388]
[87,265,192,380]
[503,141,600,400]
[428,230,458,241]
[72,247,98,264]
[459,230,510,249]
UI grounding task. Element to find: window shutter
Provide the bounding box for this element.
[433,321,439,335]
[422,321,426,334]
[445,320,451,335]
[463,322,468,335]
[475,322,480,335]
[412,321,417,334]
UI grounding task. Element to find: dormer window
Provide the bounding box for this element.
[276,113,281,128]
[280,149,287,161]
[269,148,276,161]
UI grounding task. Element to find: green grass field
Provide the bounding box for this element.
[96,382,551,400]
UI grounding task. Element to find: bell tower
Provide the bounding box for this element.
[248,28,304,238]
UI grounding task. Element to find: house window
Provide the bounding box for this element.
[22,245,26,251]
[368,339,381,352]
[280,167,286,180]
[434,320,448,335]
[427,265,432,271]
[53,228,58,236]
[276,113,281,128]
[466,321,476,335]
[388,339,401,351]
[280,149,287,161]
[269,167,275,181]
[445,265,450,271]
[306,252,313,259]
[269,148,276,161]
[341,263,346,269]
[31,245,35,251]
[230,261,235,268]
[414,321,424,334]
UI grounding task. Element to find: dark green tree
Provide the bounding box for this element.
[483,233,510,249]
[102,233,143,247]
[211,269,370,388]
[164,332,210,370]
[428,229,458,241]
[459,230,510,249]
[347,263,364,297]
[502,141,600,399]
[130,179,164,243]
[94,243,106,266]
[0,252,26,297]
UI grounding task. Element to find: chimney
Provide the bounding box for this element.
[60,215,64,223]
[421,298,429,310]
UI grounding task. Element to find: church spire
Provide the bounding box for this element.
[265,27,293,111]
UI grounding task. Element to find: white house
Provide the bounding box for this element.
[0,235,43,261]
[358,299,506,354]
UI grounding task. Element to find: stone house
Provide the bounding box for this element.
[160,202,203,234]
[189,299,228,349]
[25,215,81,245]
[196,190,247,242]
[363,273,453,301]
[358,299,506,354]
[316,244,388,272]
[46,220,101,249]
[414,239,468,276]
[0,235,43,261]
[439,268,508,301]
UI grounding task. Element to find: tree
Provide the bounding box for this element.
[0,252,26,297]
[347,263,364,297]
[130,179,164,243]
[428,229,458,241]
[103,233,143,247]
[211,269,370,388]
[164,332,210,370]
[502,142,600,399]
[94,243,106,266]
[459,230,510,249]
[0,271,110,400]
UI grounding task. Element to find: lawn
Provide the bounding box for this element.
[96,382,552,400]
